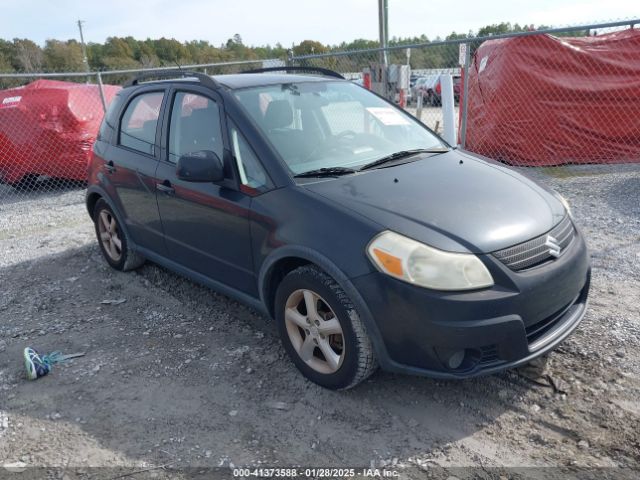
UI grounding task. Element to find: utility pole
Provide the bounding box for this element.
[377,0,389,100]
[77,20,91,83]
[378,0,389,65]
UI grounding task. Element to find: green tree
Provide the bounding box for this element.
[103,37,135,63]
[153,37,190,64]
[0,39,13,69]
[12,39,43,72]
[43,39,83,71]
[293,40,328,56]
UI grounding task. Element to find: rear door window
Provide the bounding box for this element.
[119,92,164,155]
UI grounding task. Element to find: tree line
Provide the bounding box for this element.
[293,23,589,73]
[0,22,588,86]
[0,34,286,74]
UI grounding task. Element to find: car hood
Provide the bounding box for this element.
[302,150,566,253]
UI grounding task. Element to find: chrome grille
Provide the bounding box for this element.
[493,216,575,271]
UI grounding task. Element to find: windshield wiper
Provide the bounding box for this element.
[293,167,357,178]
[359,148,449,171]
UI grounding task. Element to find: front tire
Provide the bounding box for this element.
[275,265,377,389]
[93,198,144,271]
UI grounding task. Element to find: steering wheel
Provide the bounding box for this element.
[303,130,358,162]
[333,130,358,141]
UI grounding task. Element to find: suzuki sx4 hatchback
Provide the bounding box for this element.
[87,69,590,389]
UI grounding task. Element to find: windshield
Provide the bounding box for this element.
[233,81,447,175]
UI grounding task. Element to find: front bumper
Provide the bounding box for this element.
[351,228,591,378]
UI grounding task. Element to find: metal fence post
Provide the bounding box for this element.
[459,42,471,149]
[96,72,107,113]
[440,74,457,145]
[416,91,423,121]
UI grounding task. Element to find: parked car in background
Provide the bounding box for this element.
[412,75,437,104]
[412,74,461,106]
[88,68,590,390]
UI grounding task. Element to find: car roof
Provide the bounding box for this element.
[133,73,339,90]
[218,73,337,89]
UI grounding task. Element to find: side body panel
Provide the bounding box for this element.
[93,86,168,254]
[155,85,256,295]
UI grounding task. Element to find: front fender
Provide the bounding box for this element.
[258,245,391,368]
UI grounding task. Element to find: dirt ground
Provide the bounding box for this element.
[0,166,639,479]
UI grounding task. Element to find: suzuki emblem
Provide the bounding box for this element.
[545,235,561,258]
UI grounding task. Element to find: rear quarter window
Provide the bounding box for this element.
[118,92,164,155]
[97,92,125,142]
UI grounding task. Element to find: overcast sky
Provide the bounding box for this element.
[0,0,637,46]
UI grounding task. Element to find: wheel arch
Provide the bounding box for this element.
[258,246,390,364]
[86,190,102,217]
[86,186,121,219]
[260,253,312,319]
[85,186,133,244]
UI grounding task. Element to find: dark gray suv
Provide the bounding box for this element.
[87,68,590,389]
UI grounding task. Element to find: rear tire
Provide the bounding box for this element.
[93,198,144,271]
[275,265,377,389]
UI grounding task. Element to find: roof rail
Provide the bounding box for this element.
[123,69,220,89]
[241,66,345,80]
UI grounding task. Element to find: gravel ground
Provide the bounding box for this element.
[0,165,639,479]
[405,106,459,136]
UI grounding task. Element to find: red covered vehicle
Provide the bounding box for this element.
[0,79,120,187]
[463,29,640,166]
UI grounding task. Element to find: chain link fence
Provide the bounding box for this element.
[1,19,639,209]
[0,59,283,202]
[291,19,640,168]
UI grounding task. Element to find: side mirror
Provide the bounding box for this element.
[176,150,224,183]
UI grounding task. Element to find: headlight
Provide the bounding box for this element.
[556,193,572,217]
[367,231,494,291]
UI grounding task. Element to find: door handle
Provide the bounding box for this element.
[156,181,175,195]
[104,160,116,173]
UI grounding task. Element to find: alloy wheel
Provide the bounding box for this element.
[97,210,122,262]
[284,289,345,374]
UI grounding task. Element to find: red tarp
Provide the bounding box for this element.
[463,29,640,166]
[0,79,120,184]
